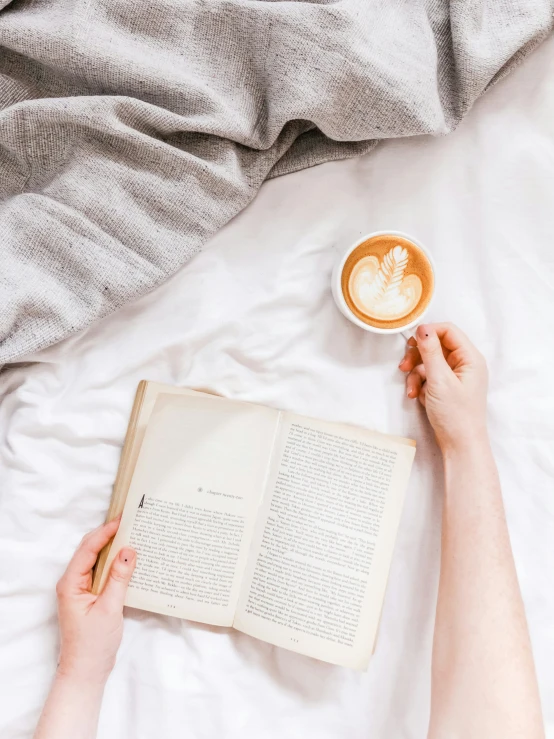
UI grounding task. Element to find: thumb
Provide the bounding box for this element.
[100,547,136,611]
[416,325,450,384]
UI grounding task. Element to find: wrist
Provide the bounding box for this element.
[439,426,491,461]
[56,662,111,689]
[441,430,502,506]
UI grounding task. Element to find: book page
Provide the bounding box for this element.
[93,382,210,592]
[234,414,415,669]
[101,393,280,626]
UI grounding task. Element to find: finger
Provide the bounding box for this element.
[418,383,427,407]
[98,547,136,612]
[399,337,422,373]
[64,518,121,583]
[416,325,451,383]
[424,322,477,358]
[406,365,426,399]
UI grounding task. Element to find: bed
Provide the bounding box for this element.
[1,34,553,739]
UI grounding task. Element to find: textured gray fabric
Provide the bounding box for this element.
[1,1,553,363]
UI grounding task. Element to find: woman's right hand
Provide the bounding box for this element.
[398,322,489,453]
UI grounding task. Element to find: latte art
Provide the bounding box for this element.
[339,233,434,330]
[349,246,423,321]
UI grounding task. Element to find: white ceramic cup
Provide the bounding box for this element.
[331,230,436,335]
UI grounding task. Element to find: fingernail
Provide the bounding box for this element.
[407,387,412,397]
[119,547,135,565]
[398,359,405,369]
[417,324,429,340]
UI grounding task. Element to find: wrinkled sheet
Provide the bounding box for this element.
[1,0,553,362]
[1,34,553,739]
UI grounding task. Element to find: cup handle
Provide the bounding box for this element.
[401,324,422,346]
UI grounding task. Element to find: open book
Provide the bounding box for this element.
[93,382,415,669]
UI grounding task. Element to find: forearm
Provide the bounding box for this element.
[34,672,105,739]
[428,437,544,739]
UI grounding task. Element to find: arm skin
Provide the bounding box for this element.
[34,519,136,739]
[400,323,544,739]
[429,437,544,739]
[34,676,106,739]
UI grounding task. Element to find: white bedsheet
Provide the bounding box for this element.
[1,36,554,739]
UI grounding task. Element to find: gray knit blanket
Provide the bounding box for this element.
[1,1,553,364]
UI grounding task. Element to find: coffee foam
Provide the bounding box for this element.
[341,234,434,329]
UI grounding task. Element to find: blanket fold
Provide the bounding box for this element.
[1,0,553,363]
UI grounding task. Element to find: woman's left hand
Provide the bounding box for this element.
[55,519,136,685]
